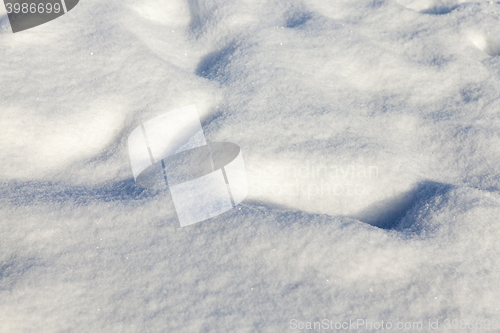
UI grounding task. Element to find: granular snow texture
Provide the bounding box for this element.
[1,0,500,332]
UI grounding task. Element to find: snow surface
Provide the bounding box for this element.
[1,0,500,331]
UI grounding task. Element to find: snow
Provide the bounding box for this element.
[1,0,500,331]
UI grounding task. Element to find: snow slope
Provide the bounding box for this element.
[1,0,500,331]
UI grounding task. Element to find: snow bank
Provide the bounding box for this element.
[1,0,500,331]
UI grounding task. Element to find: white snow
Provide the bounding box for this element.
[1,0,500,331]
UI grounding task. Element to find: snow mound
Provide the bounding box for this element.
[1,0,500,331]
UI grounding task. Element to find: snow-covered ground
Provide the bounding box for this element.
[1,0,500,331]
